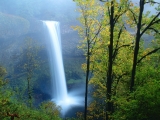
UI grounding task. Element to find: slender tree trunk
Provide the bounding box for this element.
[84,17,90,120]
[27,75,32,107]
[130,0,144,92]
[84,43,90,120]
[27,68,32,108]
[106,1,114,119]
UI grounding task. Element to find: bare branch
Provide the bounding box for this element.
[113,72,129,95]
[129,9,138,24]
[7,112,20,120]
[99,0,107,2]
[108,6,111,18]
[137,47,160,64]
[114,6,122,23]
[116,72,129,85]
[140,12,160,37]
[114,3,128,25]
[112,44,131,62]
[148,27,160,34]
[150,19,160,26]
[89,23,103,44]
[145,1,160,4]
[141,23,146,27]
[117,44,131,50]
[114,12,125,24]
[112,25,124,60]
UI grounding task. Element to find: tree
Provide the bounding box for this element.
[73,0,104,119]
[22,38,40,107]
[74,0,133,119]
[113,79,160,120]
[0,65,61,120]
[74,0,160,119]
[128,0,160,91]
[98,0,131,119]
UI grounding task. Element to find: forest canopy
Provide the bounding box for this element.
[0,0,159,120]
[73,0,160,119]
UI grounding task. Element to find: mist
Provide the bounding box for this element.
[0,0,159,119]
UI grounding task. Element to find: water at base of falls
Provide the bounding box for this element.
[52,94,84,116]
[43,21,83,116]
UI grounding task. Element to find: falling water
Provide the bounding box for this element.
[43,21,83,116]
[43,21,68,101]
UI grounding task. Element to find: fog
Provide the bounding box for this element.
[0,0,77,21]
[0,0,158,38]
[0,0,158,22]
[0,0,159,117]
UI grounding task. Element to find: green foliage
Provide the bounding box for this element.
[0,0,159,119]
[64,57,85,84]
[113,80,160,120]
[0,66,10,119]
[40,101,61,119]
[12,102,61,120]
[19,38,42,107]
[74,0,160,119]
[1,101,61,120]
[0,66,7,78]
[0,66,62,120]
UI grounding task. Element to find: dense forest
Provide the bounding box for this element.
[0,0,160,120]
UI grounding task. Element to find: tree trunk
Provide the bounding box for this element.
[106,1,114,119]
[130,0,144,92]
[84,17,90,120]
[84,45,90,120]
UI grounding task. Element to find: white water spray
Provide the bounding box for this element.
[43,21,83,115]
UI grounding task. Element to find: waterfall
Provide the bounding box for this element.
[43,21,83,116]
[43,21,67,101]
